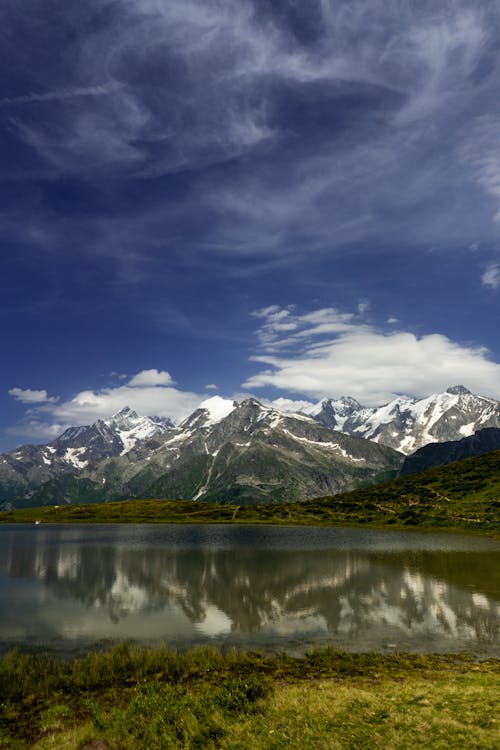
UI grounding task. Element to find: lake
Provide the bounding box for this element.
[0,524,499,657]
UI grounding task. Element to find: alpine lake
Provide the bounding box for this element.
[1,523,499,658]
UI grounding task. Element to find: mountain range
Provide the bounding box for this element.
[308,385,500,454]
[0,385,498,509]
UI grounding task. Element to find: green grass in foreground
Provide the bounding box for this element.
[2,449,499,533]
[0,644,499,749]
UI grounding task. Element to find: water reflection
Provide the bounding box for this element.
[0,525,499,655]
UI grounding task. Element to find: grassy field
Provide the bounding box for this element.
[2,449,499,534]
[0,644,498,749]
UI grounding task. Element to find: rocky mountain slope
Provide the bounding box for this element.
[0,407,173,502]
[1,397,402,508]
[2,385,498,509]
[309,386,500,454]
[400,427,500,476]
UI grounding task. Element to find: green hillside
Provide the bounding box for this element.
[1,448,499,534]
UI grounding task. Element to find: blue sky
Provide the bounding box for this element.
[1,0,500,451]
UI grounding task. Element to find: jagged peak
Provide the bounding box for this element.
[108,406,139,421]
[238,397,265,408]
[446,385,471,396]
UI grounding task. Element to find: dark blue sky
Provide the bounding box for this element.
[1,0,500,450]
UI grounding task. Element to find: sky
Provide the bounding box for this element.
[1,0,500,451]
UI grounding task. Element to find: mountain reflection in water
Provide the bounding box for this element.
[0,524,498,655]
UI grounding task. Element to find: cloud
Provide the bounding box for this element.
[251,305,358,350]
[244,305,500,404]
[0,81,122,107]
[128,369,175,387]
[460,115,500,223]
[5,420,68,442]
[8,370,204,441]
[481,263,500,289]
[205,384,218,390]
[2,0,500,280]
[8,387,57,404]
[265,396,315,413]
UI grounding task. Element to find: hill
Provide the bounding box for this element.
[2,448,499,534]
[400,427,500,475]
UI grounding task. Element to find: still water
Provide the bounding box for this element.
[0,524,499,656]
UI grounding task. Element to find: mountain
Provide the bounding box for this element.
[309,386,500,454]
[400,427,500,476]
[0,407,173,502]
[0,397,403,508]
[3,386,497,510]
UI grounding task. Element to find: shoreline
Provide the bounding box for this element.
[1,497,499,538]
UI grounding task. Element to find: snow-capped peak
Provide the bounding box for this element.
[199,396,236,426]
[311,386,500,454]
[105,407,140,429]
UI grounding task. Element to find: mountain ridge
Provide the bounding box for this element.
[308,385,500,454]
[1,386,499,509]
[400,426,500,475]
[1,397,402,508]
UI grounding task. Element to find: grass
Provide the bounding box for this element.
[1,449,499,534]
[0,644,498,749]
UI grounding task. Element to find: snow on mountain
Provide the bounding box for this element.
[304,396,363,431]
[198,396,236,426]
[104,407,174,455]
[0,407,175,503]
[0,397,403,508]
[57,406,174,459]
[116,397,402,505]
[2,385,499,508]
[312,386,500,454]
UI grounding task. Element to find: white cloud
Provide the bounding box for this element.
[251,305,357,350]
[8,370,205,440]
[8,387,57,404]
[6,420,67,442]
[244,306,500,404]
[481,263,500,289]
[266,397,316,414]
[205,383,218,390]
[128,369,175,387]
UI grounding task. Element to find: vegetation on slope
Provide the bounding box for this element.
[1,449,499,533]
[0,644,498,749]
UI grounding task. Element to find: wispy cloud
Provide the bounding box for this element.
[3,0,499,270]
[481,263,500,289]
[244,305,500,404]
[0,81,122,107]
[8,387,58,404]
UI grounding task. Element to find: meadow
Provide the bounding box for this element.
[1,644,499,749]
